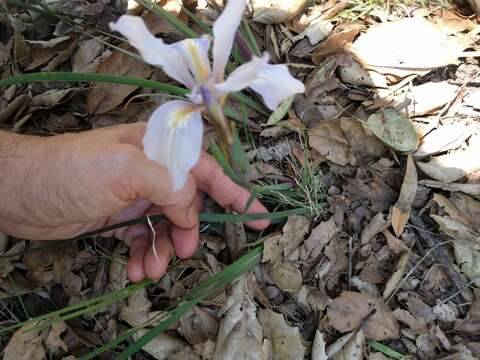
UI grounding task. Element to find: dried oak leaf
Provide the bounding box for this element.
[87,49,153,114]
[258,309,305,360]
[327,291,400,340]
[4,322,47,360]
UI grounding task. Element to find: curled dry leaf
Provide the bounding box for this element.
[134,331,194,360]
[327,291,400,341]
[419,179,480,198]
[367,108,419,153]
[311,23,363,64]
[392,155,417,237]
[351,16,478,78]
[258,309,305,360]
[252,0,307,24]
[326,329,365,360]
[417,150,480,183]
[383,252,410,300]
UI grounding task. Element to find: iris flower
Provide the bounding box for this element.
[110,0,305,190]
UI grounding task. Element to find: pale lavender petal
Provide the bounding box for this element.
[171,36,211,84]
[110,15,194,88]
[214,54,269,93]
[143,100,203,190]
[212,0,247,81]
[249,64,305,110]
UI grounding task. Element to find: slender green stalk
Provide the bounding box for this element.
[0,72,187,95]
[368,340,410,359]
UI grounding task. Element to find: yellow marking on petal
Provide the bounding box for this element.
[184,39,209,83]
[168,104,198,129]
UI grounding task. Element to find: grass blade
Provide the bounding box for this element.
[0,72,187,95]
[80,246,263,360]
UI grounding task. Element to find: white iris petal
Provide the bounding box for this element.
[212,0,247,81]
[249,64,305,110]
[109,15,194,89]
[143,100,203,191]
[172,37,212,84]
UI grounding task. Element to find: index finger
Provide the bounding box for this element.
[192,152,270,230]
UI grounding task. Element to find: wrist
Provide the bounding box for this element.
[0,131,45,220]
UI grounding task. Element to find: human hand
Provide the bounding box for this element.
[0,123,270,281]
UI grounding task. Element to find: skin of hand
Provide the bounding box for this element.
[0,122,270,282]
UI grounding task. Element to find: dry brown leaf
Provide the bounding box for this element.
[451,193,480,229]
[396,81,459,117]
[87,50,153,114]
[304,217,337,259]
[338,60,387,87]
[327,291,400,340]
[266,260,303,292]
[383,251,410,300]
[252,0,307,24]
[135,331,194,360]
[417,150,480,183]
[392,155,417,237]
[393,309,427,333]
[309,120,355,166]
[312,23,363,64]
[360,213,390,245]
[215,278,266,360]
[72,38,104,73]
[31,89,75,108]
[179,306,218,345]
[44,321,68,355]
[324,236,348,289]
[262,215,310,263]
[258,309,305,360]
[455,290,480,334]
[382,229,409,254]
[0,37,13,67]
[415,123,473,158]
[4,322,47,360]
[419,179,480,198]
[340,118,386,158]
[351,16,478,78]
[326,329,365,360]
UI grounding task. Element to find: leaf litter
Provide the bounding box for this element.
[2,0,480,359]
